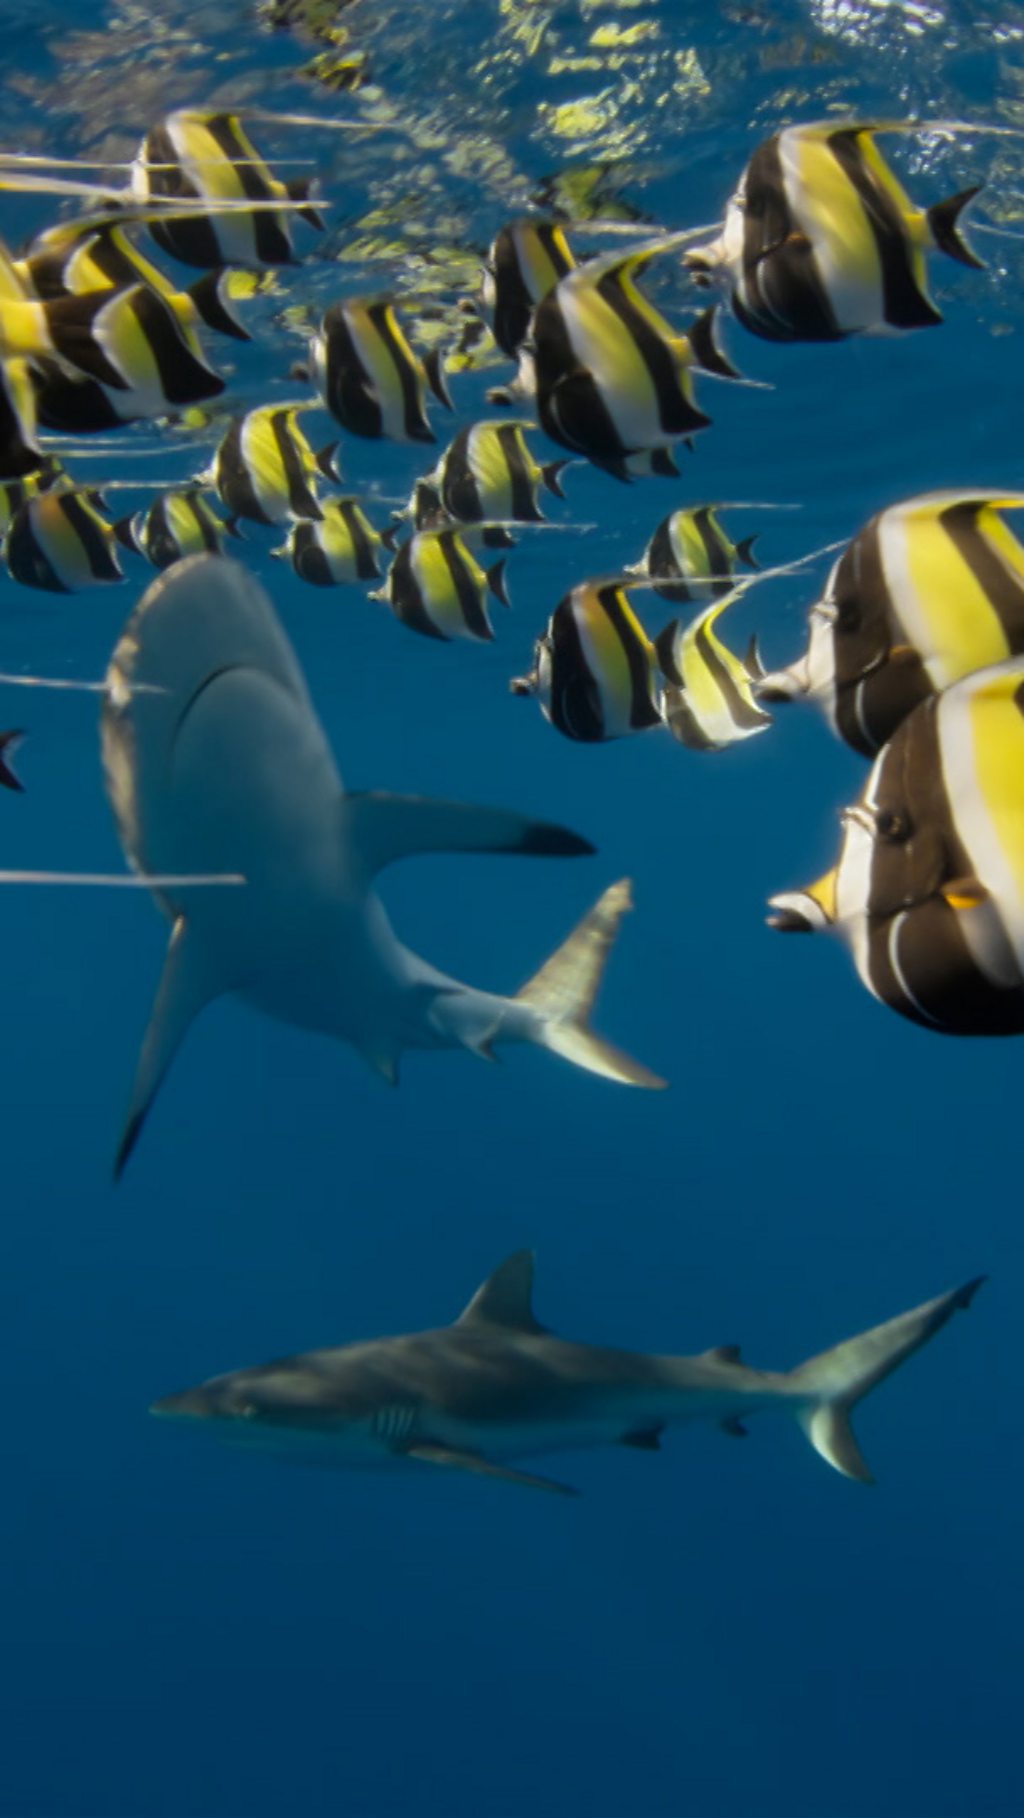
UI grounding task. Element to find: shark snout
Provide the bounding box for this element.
[150,1388,218,1421]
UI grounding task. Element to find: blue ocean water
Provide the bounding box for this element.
[2,2,1023,1814]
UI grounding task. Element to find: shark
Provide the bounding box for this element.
[151,1252,984,1494]
[101,554,663,1176]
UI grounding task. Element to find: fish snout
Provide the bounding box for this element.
[754,660,809,705]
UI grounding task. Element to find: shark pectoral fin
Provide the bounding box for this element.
[339,791,594,878]
[403,1441,578,1497]
[621,1425,663,1450]
[114,915,225,1179]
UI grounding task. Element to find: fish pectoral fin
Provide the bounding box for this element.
[339,790,593,878]
[403,1441,579,1497]
[114,914,228,1180]
[621,1425,663,1450]
[942,874,989,911]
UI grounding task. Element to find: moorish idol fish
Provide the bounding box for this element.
[758,492,1024,756]
[273,496,397,586]
[113,488,232,570]
[132,109,325,269]
[767,655,1024,1033]
[655,596,770,751]
[5,487,124,592]
[510,580,662,742]
[370,527,510,641]
[151,1249,984,1494]
[201,404,339,525]
[524,240,742,480]
[483,220,576,360]
[629,503,761,604]
[308,296,453,443]
[102,554,662,1174]
[20,214,256,343]
[408,419,568,547]
[685,121,982,342]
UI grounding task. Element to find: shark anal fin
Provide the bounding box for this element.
[621,1425,663,1450]
[340,791,594,878]
[403,1441,578,1497]
[114,914,226,1179]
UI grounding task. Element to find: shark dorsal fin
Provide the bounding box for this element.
[457,1251,547,1333]
[703,1343,742,1364]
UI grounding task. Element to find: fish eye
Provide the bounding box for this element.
[875,807,909,842]
[835,601,861,634]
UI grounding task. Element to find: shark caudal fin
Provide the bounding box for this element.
[787,1278,985,1483]
[516,879,666,1088]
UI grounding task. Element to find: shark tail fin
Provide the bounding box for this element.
[516,879,666,1088]
[787,1277,985,1483]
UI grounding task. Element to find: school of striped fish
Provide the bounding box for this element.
[4,67,1020,1491]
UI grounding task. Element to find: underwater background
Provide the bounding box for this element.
[2,0,1022,1813]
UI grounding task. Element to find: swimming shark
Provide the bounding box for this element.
[101,554,662,1176]
[151,1252,984,1493]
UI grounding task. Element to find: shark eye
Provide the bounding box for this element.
[875,807,910,842]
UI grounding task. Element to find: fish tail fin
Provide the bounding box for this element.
[786,1277,985,1483]
[735,533,760,570]
[486,556,511,605]
[928,185,984,268]
[422,346,454,410]
[379,523,401,553]
[541,458,569,499]
[0,729,25,792]
[686,304,742,380]
[315,440,341,482]
[186,269,252,343]
[516,879,666,1088]
[286,176,326,232]
[112,513,141,554]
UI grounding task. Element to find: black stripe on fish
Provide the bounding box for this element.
[498,423,543,521]
[490,224,571,359]
[826,130,942,331]
[692,612,767,731]
[831,518,929,756]
[646,513,694,603]
[598,584,663,732]
[438,426,479,519]
[343,501,381,579]
[270,412,321,519]
[939,499,1024,641]
[387,541,448,640]
[215,418,269,523]
[546,598,607,741]
[735,134,839,341]
[593,267,709,438]
[440,532,492,640]
[203,114,293,266]
[0,368,41,480]
[694,508,736,598]
[661,684,717,750]
[533,295,629,467]
[290,521,335,586]
[143,124,223,269]
[368,301,432,442]
[129,285,224,406]
[319,304,383,438]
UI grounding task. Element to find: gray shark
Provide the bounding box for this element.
[151,1253,984,1494]
[101,554,663,1176]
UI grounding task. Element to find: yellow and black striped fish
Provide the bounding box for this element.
[370,527,509,640]
[5,487,124,592]
[631,504,760,603]
[308,297,452,443]
[687,122,981,342]
[410,419,568,545]
[526,240,741,480]
[113,488,231,570]
[483,220,576,360]
[759,492,1024,756]
[767,655,1024,1033]
[132,110,324,269]
[274,496,396,585]
[655,596,770,751]
[203,404,339,525]
[511,580,662,742]
[21,215,255,342]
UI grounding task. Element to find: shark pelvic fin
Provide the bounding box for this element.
[114,914,227,1179]
[788,1276,985,1483]
[457,1250,547,1333]
[516,879,666,1088]
[404,1440,578,1497]
[339,791,594,879]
